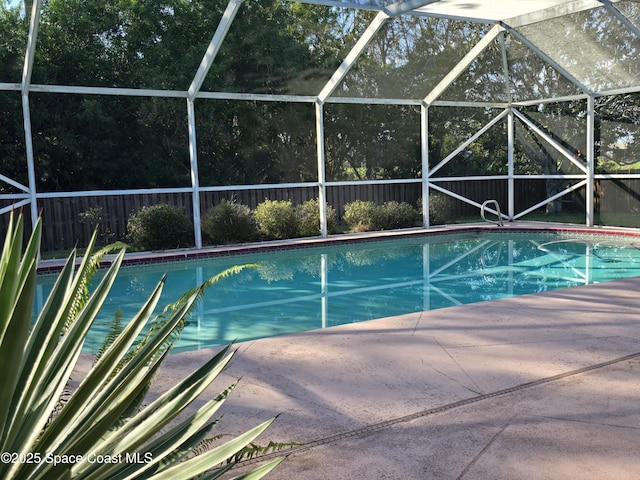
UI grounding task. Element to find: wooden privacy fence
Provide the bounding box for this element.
[31,184,424,252]
[1,178,599,253]
[596,178,640,213]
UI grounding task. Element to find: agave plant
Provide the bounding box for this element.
[0,211,283,480]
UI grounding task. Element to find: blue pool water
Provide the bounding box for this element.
[35,231,640,353]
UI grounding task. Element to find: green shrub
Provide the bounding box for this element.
[296,199,338,237]
[343,200,378,232]
[254,199,300,239]
[202,199,258,245]
[343,200,420,231]
[428,192,456,225]
[127,203,194,250]
[0,211,283,480]
[377,201,421,229]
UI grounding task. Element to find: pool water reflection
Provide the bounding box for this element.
[35,231,640,353]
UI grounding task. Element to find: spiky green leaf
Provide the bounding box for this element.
[0,212,283,480]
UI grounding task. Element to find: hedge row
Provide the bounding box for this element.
[124,195,453,250]
[126,199,338,250]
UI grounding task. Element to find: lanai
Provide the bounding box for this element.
[2,0,640,248]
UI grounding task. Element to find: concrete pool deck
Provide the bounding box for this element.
[149,273,640,480]
[62,222,640,478]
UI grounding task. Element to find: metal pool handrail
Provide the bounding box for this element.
[481,199,504,226]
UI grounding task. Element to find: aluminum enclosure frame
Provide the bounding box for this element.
[2,0,640,248]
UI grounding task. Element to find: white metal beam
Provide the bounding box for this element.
[430,100,510,108]
[427,184,489,213]
[0,200,30,216]
[9,83,588,108]
[513,180,587,219]
[502,0,610,28]
[506,27,593,95]
[410,10,500,25]
[421,102,429,227]
[317,11,390,104]
[21,94,38,226]
[499,32,512,104]
[412,0,624,25]
[0,83,21,92]
[315,101,328,237]
[423,24,504,106]
[29,84,188,98]
[327,178,420,186]
[187,98,202,248]
[200,182,320,192]
[595,173,640,180]
[597,85,640,97]
[34,187,193,198]
[507,108,515,218]
[0,174,29,192]
[430,174,587,181]
[285,0,443,15]
[513,94,590,107]
[429,108,509,176]
[602,2,640,38]
[586,95,595,226]
[20,0,43,231]
[513,109,588,173]
[188,0,244,101]
[21,0,42,95]
[383,0,441,17]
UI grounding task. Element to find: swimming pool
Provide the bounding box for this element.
[35,230,640,353]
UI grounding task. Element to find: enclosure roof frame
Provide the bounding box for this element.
[3,0,640,242]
